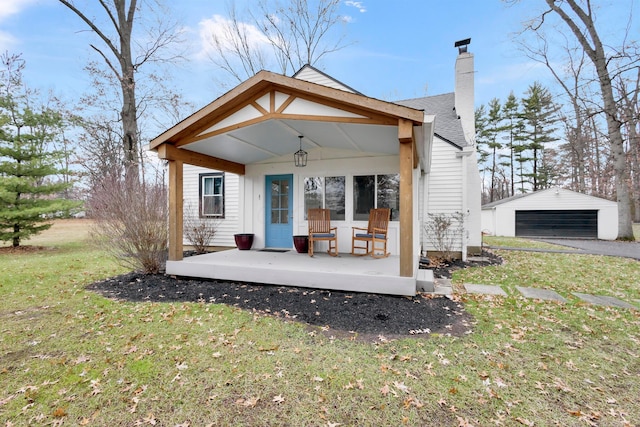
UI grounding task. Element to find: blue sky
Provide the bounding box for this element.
[1,0,636,116]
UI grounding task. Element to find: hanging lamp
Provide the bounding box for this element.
[294,135,307,167]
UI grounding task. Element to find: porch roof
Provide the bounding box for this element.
[149,70,431,171]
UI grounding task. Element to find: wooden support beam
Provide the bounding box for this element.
[168,159,184,261]
[398,119,414,278]
[157,143,245,175]
[398,118,413,143]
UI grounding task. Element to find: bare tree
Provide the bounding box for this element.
[58,0,184,180]
[615,69,640,222]
[208,0,350,82]
[520,0,637,240]
[208,2,270,82]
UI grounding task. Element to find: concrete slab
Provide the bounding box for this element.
[516,286,567,303]
[573,293,637,309]
[593,295,637,309]
[433,278,452,296]
[167,250,416,296]
[464,283,507,296]
[416,269,434,293]
[573,292,608,306]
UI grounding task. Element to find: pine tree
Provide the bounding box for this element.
[500,93,520,197]
[519,82,560,191]
[476,98,505,202]
[0,53,80,247]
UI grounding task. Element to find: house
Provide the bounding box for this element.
[149,41,481,296]
[481,188,618,239]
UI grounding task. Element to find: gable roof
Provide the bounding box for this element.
[149,70,431,170]
[149,70,425,152]
[394,93,468,149]
[292,64,362,94]
[482,188,618,209]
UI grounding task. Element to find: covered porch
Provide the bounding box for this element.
[166,249,431,296]
[150,68,434,296]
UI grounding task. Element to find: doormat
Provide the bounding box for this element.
[259,249,289,253]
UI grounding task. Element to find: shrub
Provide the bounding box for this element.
[87,174,167,274]
[424,211,465,261]
[183,203,218,254]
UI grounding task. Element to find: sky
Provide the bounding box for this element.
[0,0,637,124]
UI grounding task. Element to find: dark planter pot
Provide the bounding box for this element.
[234,233,254,250]
[293,235,309,253]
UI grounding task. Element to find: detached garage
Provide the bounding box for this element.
[482,188,618,240]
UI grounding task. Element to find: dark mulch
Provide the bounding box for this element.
[87,250,502,342]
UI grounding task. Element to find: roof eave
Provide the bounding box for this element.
[150,70,425,151]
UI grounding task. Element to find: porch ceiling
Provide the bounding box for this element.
[150,70,428,168]
[182,118,400,165]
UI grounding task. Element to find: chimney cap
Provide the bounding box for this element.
[454,38,471,53]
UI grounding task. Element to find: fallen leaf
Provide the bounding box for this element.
[243,396,259,407]
[272,395,285,404]
[380,384,390,396]
[393,381,410,394]
[52,407,67,418]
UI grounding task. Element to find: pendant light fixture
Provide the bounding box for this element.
[294,135,307,167]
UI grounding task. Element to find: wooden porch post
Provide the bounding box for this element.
[398,119,414,277]
[168,158,184,261]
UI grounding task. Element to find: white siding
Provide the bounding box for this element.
[423,138,464,252]
[245,154,402,254]
[183,164,240,247]
[294,66,356,93]
[482,188,618,240]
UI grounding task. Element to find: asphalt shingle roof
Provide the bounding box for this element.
[394,93,468,149]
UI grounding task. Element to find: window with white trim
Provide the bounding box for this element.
[304,176,345,220]
[200,173,224,217]
[353,174,400,221]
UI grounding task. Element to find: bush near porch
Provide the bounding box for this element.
[0,220,638,426]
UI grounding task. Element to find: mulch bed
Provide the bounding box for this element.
[87,250,502,342]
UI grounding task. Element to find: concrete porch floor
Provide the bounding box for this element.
[166,249,418,296]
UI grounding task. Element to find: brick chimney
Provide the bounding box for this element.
[454,38,475,143]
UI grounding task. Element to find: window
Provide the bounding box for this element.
[200,173,224,217]
[353,174,399,221]
[304,176,345,220]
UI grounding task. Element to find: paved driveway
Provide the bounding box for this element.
[537,239,640,260]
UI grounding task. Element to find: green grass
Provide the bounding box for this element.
[482,235,569,250]
[1,220,639,425]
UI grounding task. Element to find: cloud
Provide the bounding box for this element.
[0,0,40,51]
[345,1,366,13]
[0,0,39,21]
[195,14,270,61]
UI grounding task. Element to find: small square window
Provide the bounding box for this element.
[200,173,224,218]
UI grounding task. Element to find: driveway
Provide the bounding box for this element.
[536,239,640,260]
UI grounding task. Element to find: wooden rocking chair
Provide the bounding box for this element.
[351,208,390,258]
[308,208,338,257]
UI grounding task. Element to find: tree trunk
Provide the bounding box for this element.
[117,0,139,181]
[545,0,635,240]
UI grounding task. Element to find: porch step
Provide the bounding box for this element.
[416,269,434,293]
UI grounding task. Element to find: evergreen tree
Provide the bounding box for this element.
[474,105,490,199]
[0,53,80,247]
[519,82,560,191]
[476,98,505,202]
[500,93,520,197]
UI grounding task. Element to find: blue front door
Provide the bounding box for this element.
[265,174,293,248]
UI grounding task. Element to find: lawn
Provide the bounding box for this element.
[1,220,639,426]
